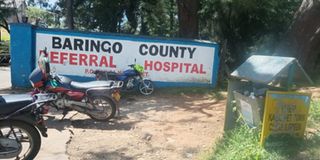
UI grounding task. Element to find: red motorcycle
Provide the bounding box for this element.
[29,49,123,121]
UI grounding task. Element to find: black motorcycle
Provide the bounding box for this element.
[0,93,56,160]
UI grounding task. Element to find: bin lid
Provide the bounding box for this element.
[230,55,313,86]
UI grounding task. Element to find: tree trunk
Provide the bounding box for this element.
[176,0,199,39]
[65,0,74,29]
[276,0,320,74]
[0,18,10,33]
[169,0,175,37]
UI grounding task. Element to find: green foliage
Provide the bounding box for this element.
[199,0,302,66]
[27,0,49,8]
[201,100,320,160]
[201,124,320,160]
[138,0,176,37]
[308,100,320,127]
[26,6,58,27]
[208,125,277,160]
[29,0,305,67]
[54,0,177,37]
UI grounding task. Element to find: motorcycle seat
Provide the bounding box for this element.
[70,80,114,90]
[0,94,33,116]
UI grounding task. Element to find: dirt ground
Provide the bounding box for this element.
[1,66,227,159]
[64,92,226,160]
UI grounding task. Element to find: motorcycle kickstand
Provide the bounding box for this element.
[116,105,120,116]
[60,109,69,121]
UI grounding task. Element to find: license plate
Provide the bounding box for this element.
[112,92,121,102]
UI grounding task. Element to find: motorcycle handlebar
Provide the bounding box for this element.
[33,93,57,102]
[40,47,48,57]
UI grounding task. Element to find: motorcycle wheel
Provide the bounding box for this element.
[88,97,116,121]
[0,121,41,160]
[138,80,154,96]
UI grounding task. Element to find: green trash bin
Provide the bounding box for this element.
[224,55,313,130]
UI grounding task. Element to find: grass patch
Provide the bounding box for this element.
[200,125,320,160]
[200,100,320,160]
[308,100,320,128]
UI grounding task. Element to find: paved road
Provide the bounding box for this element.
[0,66,11,90]
[0,66,70,160]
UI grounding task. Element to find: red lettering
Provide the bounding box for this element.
[50,51,59,64]
[89,54,98,66]
[109,56,116,68]
[144,60,153,70]
[99,56,108,67]
[179,63,183,73]
[184,63,191,73]
[163,62,170,72]
[154,61,162,71]
[69,53,77,65]
[191,64,199,74]
[60,52,68,64]
[171,62,178,72]
[200,64,206,74]
[79,54,88,66]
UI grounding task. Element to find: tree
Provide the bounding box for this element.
[26,6,58,27]
[177,0,199,39]
[0,0,13,33]
[58,0,126,32]
[54,0,176,37]
[199,0,301,68]
[27,0,49,8]
[65,0,74,29]
[276,0,320,74]
[138,0,174,36]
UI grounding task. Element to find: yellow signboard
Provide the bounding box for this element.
[260,91,311,145]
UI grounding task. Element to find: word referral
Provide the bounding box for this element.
[48,51,116,68]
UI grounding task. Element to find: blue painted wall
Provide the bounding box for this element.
[10,24,35,87]
[10,23,219,88]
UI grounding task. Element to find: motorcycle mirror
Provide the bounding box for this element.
[40,47,48,57]
[44,47,48,57]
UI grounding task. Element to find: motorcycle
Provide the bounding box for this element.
[94,60,154,96]
[30,48,123,121]
[0,92,56,160]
